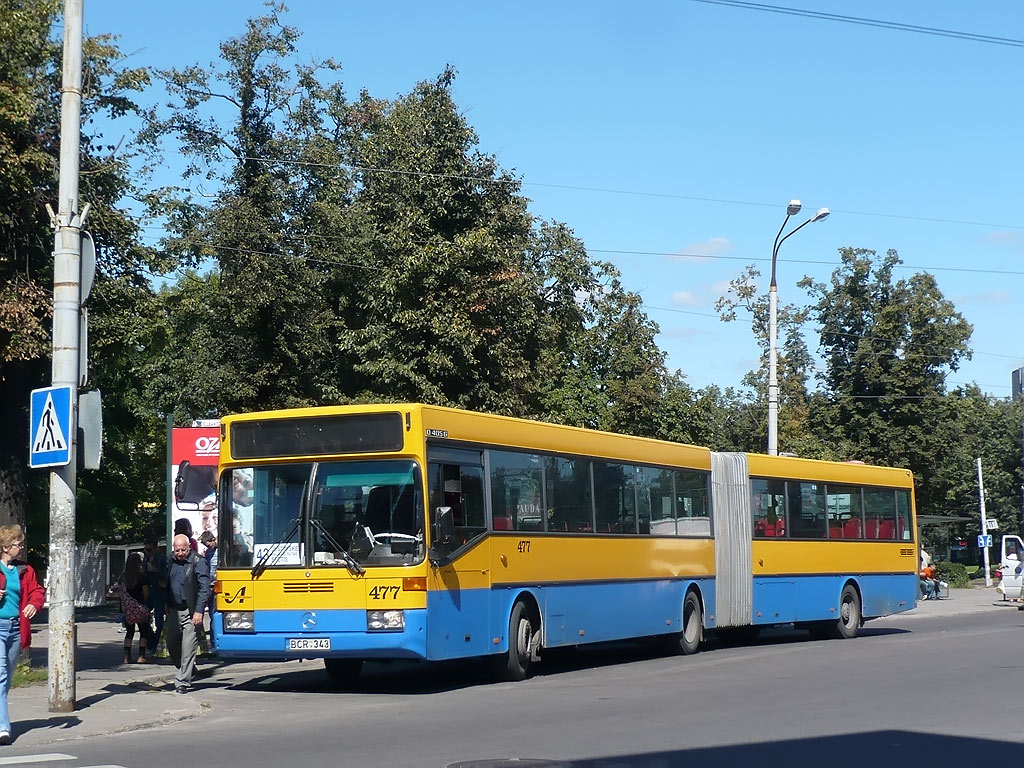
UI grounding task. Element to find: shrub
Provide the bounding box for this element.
[935,561,969,588]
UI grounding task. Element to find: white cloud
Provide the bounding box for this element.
[954,290,1012,304]
[672,237,734,262]
[671,290,699,307]
[661,326,714,341]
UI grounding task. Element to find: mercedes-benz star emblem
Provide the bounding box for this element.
[301,611,317,629]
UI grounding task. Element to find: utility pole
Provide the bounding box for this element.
[48,0,85,713]
[978,457,992,588]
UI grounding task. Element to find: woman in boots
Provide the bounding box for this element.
[121,553,154,663]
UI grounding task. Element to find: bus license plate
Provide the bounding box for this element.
[288,638,330,651]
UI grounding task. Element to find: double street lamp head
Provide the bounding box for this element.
[767,200,830,455]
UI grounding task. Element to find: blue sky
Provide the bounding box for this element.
[86,1,1024,397]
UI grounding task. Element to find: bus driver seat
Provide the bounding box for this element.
[365,486,391,533]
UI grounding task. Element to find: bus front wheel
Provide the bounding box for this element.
[324,658,363,687]
[494,600,534,682]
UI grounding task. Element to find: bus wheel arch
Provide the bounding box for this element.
[494,592,541,682]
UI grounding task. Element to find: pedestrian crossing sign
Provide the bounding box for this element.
[30,385,72,468]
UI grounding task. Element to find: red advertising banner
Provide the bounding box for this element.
[171,426,221,548]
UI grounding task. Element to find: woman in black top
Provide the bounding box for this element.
[122,553,155,663]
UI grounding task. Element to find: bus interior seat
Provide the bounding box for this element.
[829,525,843,539]
[844,518,862,539]
[493,515,513,530]
[878,520,896,539]
[865,519,879,539]
[391,486,415,534]
[365,486,391,532]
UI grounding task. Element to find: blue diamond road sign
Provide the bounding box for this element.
[29,385,72,468]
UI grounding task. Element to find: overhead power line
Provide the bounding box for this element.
[689,0,1024,48]
[239,156,1024,232]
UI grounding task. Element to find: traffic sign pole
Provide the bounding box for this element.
[978,458,992,588]
[47,0,84,713]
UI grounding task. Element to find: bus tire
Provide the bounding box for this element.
[663,591,703,655]
[324,658,363,687]
[495,600,534,682]
[835,584,861,639]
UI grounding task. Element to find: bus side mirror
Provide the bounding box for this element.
[174,460,191,501]
[432,506,454,547]
[429,506,455,567]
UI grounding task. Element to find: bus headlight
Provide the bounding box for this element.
[367,609,405,631]
[223,611,255,632]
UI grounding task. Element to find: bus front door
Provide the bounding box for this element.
[427,452,492,659]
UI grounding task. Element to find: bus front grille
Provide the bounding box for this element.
[282,582,335,593]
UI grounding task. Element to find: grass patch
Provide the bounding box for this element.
[13,664,47,687]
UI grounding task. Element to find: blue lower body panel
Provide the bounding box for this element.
[751,573,917,625]
[422,578,714,658]
[214,609,428,661]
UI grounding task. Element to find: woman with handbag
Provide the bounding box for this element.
[120,553,154,663]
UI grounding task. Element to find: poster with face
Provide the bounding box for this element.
[171,426,221,554]
[229,466,255,560]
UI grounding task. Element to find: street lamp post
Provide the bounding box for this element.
[767,201,830,456]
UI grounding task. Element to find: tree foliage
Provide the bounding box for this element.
[5,3,1019,550]
[0,0,159,543]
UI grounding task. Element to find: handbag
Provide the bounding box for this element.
[121,591,150,625]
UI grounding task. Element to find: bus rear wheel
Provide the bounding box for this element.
[324,658,363,687]
[494,600,534,682]
[835,584,861,639]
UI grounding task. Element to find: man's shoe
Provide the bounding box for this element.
[175,686,189,694]
[0,730,10,745]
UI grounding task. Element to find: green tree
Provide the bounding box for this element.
[0,0,159,541]
[341,68,542,414]
[715,263,813,453]
[801,248,974,515]
[142,4,351,419]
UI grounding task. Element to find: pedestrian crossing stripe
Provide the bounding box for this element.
[29,385,72,469]
[0,755,75,765]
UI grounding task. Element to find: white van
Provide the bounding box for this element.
[997,534,1024,600]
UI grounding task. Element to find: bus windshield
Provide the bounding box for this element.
[221,459,424,569]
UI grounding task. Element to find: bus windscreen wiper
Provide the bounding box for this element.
[310,518,365,576]
[251,517,300,579]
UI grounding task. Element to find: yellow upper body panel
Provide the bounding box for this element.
[219,403,712,469]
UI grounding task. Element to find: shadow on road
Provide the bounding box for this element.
[218,621,911,697]
[470,730,1018,767]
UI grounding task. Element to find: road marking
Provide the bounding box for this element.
[0,755,75,765]
[79,765,128,768]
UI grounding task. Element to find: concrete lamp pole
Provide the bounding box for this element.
[767,201,830,456]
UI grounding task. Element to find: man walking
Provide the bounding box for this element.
[166,533,210,694]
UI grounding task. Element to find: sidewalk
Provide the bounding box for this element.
[886,582,1018,620]
[5,585,1020,747]
[8,603,314,749]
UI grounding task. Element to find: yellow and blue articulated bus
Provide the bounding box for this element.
[212,403,919,683]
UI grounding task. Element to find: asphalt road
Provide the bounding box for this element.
[5,608,1023,768]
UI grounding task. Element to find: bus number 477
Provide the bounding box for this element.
[368,585,400,600]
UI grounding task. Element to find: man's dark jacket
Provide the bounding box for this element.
[166,550,211,615]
